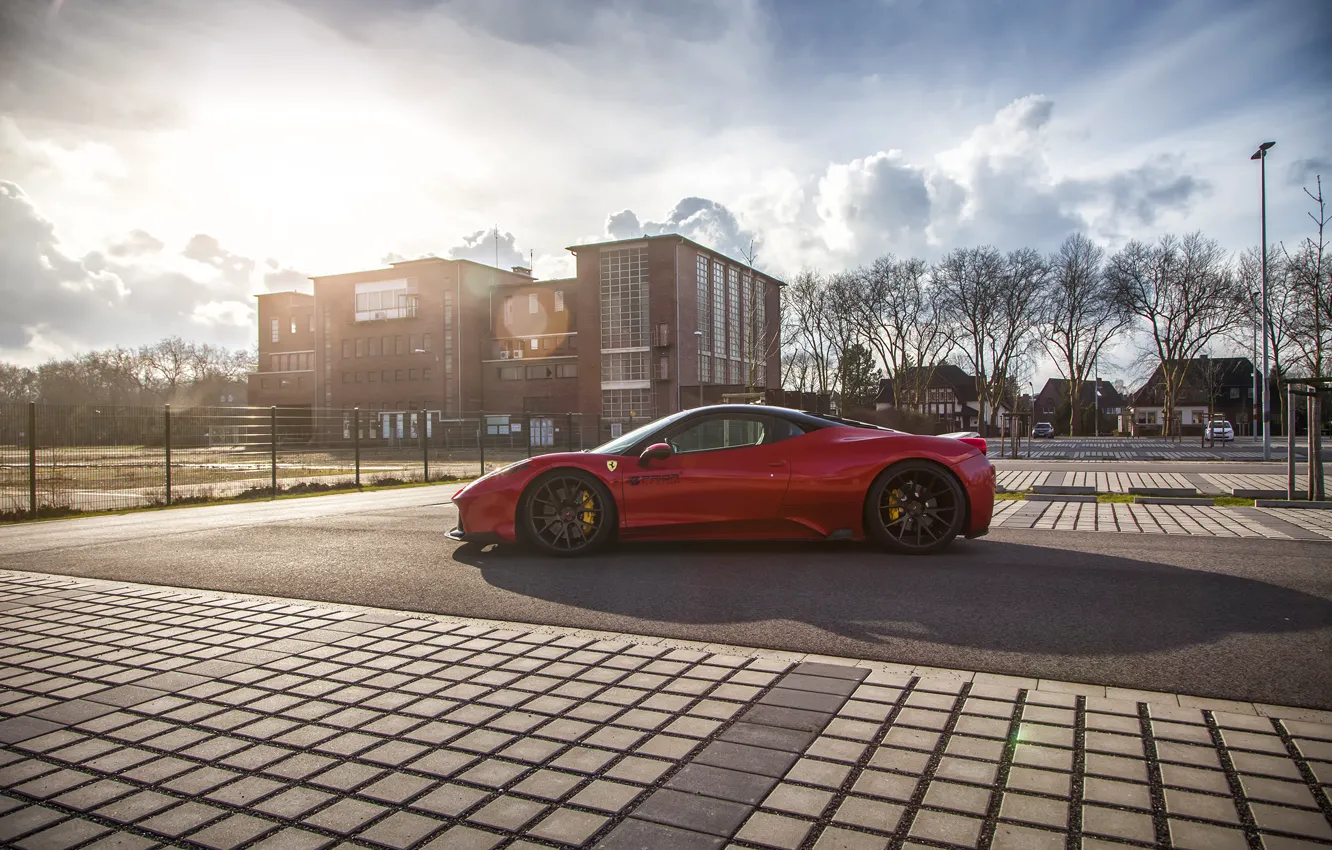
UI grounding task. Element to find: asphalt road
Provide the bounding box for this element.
[3,486,1329,710]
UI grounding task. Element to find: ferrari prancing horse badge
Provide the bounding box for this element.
[606,460,618,472]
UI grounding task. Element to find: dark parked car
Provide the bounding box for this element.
[1031,422,1055,439]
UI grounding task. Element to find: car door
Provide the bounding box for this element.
[620,412,794,536]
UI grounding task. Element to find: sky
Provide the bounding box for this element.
[1,0,1329,386]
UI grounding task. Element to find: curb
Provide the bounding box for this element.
[1024,494,1097,503]
[1133,496,1216,505]
[1255,499,1332,510]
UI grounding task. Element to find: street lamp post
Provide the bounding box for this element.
[1250,290,1260,441]
[1251,141,1275,460]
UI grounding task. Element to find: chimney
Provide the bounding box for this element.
[511,266,533,277]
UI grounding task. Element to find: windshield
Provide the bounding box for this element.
[591,410,693,455]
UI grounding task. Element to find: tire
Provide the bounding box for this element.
[864,460,967,555]
[518,469,616,557]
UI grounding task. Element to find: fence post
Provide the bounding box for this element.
[478,410,485,477]
[353,408,361,489]
[164,404,172,506]
[270,406,278,499]
[421,408,429,483]
[567,412,574,452]
[1309,393,1323,501]
[1287,385,1297,500]
[526,412,532,459]
[28,402,37,517]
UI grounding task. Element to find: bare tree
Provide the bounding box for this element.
[1282,175,1330,378]
[786,269,843,398]
[1237,246,1296,380]
[738,240,781,395]
[1039,233,1132,436]
[142,337,193,401]
[936,246,1048,435]
[1107,233,1248,436]
[848,255,953,413]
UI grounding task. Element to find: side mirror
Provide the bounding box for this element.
[639,442,673,465]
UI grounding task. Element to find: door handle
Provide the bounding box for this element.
[767,461,787,468]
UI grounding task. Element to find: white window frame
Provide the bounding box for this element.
[529,293,539,314]
[554,290,564,312]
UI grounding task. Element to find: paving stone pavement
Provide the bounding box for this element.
[1,570,1331,850]
[990,501,1332,540]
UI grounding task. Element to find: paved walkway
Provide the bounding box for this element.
[990,502,1332,540]
[1,570,1330,850]
[986,438,1329,462]
[996,470,1317,497]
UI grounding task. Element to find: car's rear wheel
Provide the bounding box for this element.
[864,460,966,555]
[519,469,615,557]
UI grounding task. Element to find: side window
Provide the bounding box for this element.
[765,418,807,443]
[668,416,766,454]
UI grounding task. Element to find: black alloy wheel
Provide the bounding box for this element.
[521,470,615,556]
[865,460,966,554]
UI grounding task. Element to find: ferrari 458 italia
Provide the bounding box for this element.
[448,405,995,556]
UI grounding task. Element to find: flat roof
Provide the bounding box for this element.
[565,233,785,285]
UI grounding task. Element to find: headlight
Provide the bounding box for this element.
[473,458,533,486]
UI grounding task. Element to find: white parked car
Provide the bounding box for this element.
[1209,421,1234,442]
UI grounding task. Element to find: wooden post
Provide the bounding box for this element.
[164,404,172,506]
[353,408,361,489]
[270,406,278,499]
[1287,385,1298,500]
[478,410,485,476]
[526,412,532,459]
[27,402,37,517]
[421,408,429,483]
[1309,394,1322,501]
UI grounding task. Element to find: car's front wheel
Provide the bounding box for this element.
[519,469,616,557]
[864,460,966,555]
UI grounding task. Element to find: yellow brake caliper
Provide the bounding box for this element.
[887,489,902,522]
[580,489,596,533]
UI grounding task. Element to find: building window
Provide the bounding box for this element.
[354,280,417,321]
[382,370,390,382]
[308,313,315,332]
[530,338,538,351]
[409,369,418,381]
[368,371,378,383]
[712,260,725,373]
[727,267,740,360]
[409,334,419,353]
[601,247,649,349]
[369,337,379,357]
[271,319,280,343]
[602,351,648,382]
[395,336,405,356]
[423,368,432,380]
[342,340,351,359]
[423,334,432,352]
[382,335,392,356]
[529,293,539,314]
[541,338,553,351]
[355,338,365,358]
[355,371,362,383]
[526,365,553,380]
[504,296,514,327]
[342,372,350,384]
[659,357,669,380]
[291,318,297,335]
[260,378,269,389]
[602,388,653,422]
[556,364,577,378]
[700,353,712,383]
[555,290,564,312]
[395,369,405,381]
[499,367,521,381]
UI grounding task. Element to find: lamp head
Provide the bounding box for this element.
[1251,141,1275,160]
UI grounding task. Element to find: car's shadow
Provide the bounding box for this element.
[452,537,1332,659]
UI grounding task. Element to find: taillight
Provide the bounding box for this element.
[959,437,987,454]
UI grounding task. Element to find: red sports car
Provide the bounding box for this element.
[448,405,994,557]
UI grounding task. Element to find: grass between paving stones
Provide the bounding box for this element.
[996,491,1256,507]
[0,476,474,525]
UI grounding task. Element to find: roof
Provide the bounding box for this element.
[566,234,786,286]
[491,277,575,290]
[1038,378,1126,408]
[1130,357,1254,406]
[253,290,314,299]
[877,364,981,406]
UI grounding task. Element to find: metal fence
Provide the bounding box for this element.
[1,403,648,520]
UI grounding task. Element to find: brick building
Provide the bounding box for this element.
[247,235,782,443]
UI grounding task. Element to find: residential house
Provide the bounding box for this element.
[876,364,1014,433]
[1034,378,1127,435]
[1129,356,1256,436]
